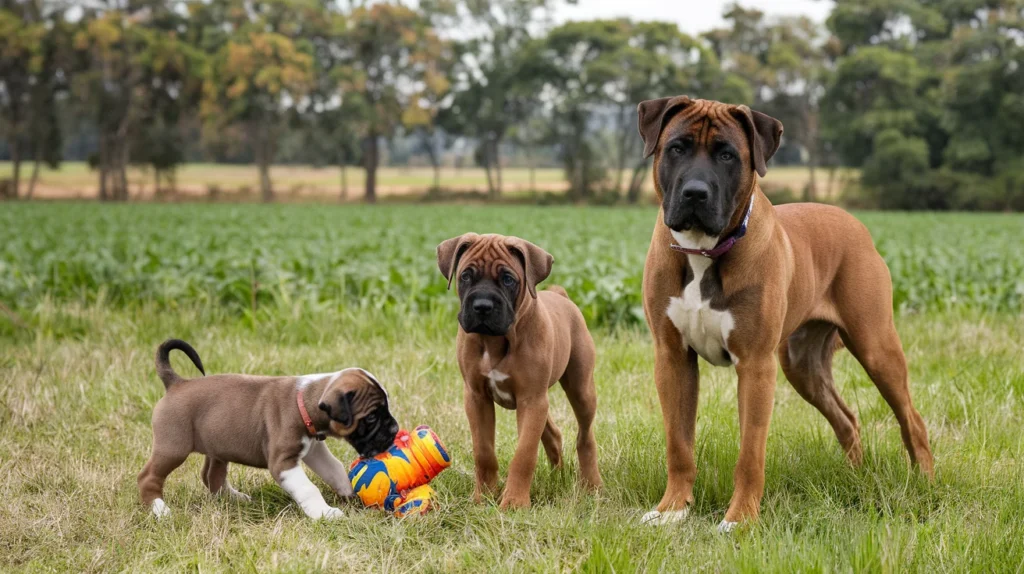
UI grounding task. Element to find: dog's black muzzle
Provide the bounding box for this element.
[664,179,730,235]
[459,287,514,336]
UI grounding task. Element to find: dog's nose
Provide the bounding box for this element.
[472,298,494,315]
[681,180,710,202]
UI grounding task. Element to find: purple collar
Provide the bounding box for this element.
[670,194,755,259]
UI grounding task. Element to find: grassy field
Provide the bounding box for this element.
[1,204,1023,572]
[0,161,855,201]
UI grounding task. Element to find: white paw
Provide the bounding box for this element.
[717,520,738,534]
[151,498,171,518]
[319,506,344,520]
[640,508,689,525]
[222,485,251,502]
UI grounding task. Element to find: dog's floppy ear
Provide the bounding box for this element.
[437,233,479,290]
[505,237,553,299]
[729,105,784,178]
[318,388,354,427]
[638,95,693,159]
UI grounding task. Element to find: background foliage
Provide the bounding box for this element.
[3,0,1024,209]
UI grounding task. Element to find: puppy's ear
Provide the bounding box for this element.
[319,389,354,427]
[638,95,693,159]
[506,237,553,299]
[729,105,784,178]
[437,233,479,290]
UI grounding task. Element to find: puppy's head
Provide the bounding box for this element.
[317,369,399,458]
[436,233,553,337]
[637,96,783,238]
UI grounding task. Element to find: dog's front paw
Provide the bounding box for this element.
[498,492,531,510]
[640,507,689,526]
[319,506,345,520]
[151,498,171,519]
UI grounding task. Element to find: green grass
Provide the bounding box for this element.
[1,203,1022,572]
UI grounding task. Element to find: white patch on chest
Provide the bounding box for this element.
[487,369,515,405]
[298,436,313,459]
[666,239,737,367]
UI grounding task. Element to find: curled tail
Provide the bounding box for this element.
[545,285,569,299]
[155,339,205,390]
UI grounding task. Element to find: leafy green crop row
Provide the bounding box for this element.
[1,204,1021,325]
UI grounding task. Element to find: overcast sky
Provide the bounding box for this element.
[554,0,834,35]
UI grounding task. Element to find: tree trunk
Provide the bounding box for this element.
[492,138,503,197]
[614,103,630,195]
[117,141,129,200]
[258,158,273,202]
[340,164,348,201]
[626,160,649,204]
[98,136,108,201]
[482,140,496,198]
[10,141,21,199]
[27,143,42,200]
[364,132,378,203]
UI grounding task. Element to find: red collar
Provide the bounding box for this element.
[296,387,325,441]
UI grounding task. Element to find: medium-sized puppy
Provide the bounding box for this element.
[137,339,399,519]
[437,233,602,509]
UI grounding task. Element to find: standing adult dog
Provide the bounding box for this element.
[636,96,934,531]
[437,233,602,509]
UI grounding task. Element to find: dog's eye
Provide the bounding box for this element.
[669,144,685,156]
[364,414,378,426]
[460,269,473,283]
[719,151,735,162]
[501,272,517,287]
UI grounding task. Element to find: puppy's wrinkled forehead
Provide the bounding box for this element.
[336,368,389,408]
[659,99,748,153]
[458,234,523,277]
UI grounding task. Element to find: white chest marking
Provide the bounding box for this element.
[487,369,514,404]
[666,233,737,367]
[298,436,313,459]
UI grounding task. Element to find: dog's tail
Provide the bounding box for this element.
[155,339,206,390]
[545,285,570,299]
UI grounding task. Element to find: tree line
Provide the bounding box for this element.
[1,0,1022,210]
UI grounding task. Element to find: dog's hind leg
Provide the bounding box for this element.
[202,456,251,501]
[840,320,934,476]
[833,256,934,476]
[560,356,602,490]
[779,321,862,465]
[540,414,564,469]
[138,451,189,518]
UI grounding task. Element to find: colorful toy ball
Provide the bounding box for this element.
[348,425,450,517]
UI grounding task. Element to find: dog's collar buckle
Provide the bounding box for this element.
[296,388,326,441]
[670,193,755,259]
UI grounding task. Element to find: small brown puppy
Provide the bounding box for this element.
[437,233,602,509]
[636,96,933,531]
[138,339,399,519]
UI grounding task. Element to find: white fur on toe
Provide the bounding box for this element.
[717,520,738,533]
[640,508,689,525]
[222,484,251,502]
[151,498,170,518]
[320,507,344,520]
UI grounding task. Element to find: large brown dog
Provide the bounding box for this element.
[437,233,602,508]
[138,339,398,519]
[636,96,934,531]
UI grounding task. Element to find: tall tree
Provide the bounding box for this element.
[335,3,448,203]
[72,1,203,201]
[0,1,47,198]
[200,0,316,202]
[441,0,554,198]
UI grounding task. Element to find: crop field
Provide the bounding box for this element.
[1,203,1023,572]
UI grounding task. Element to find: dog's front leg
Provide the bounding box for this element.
[721,355,778,532]
[302,441,355,499]
[642,337,700,525]
[465,384,499,502]
[500,392,549,509]
[270,454,343,520]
